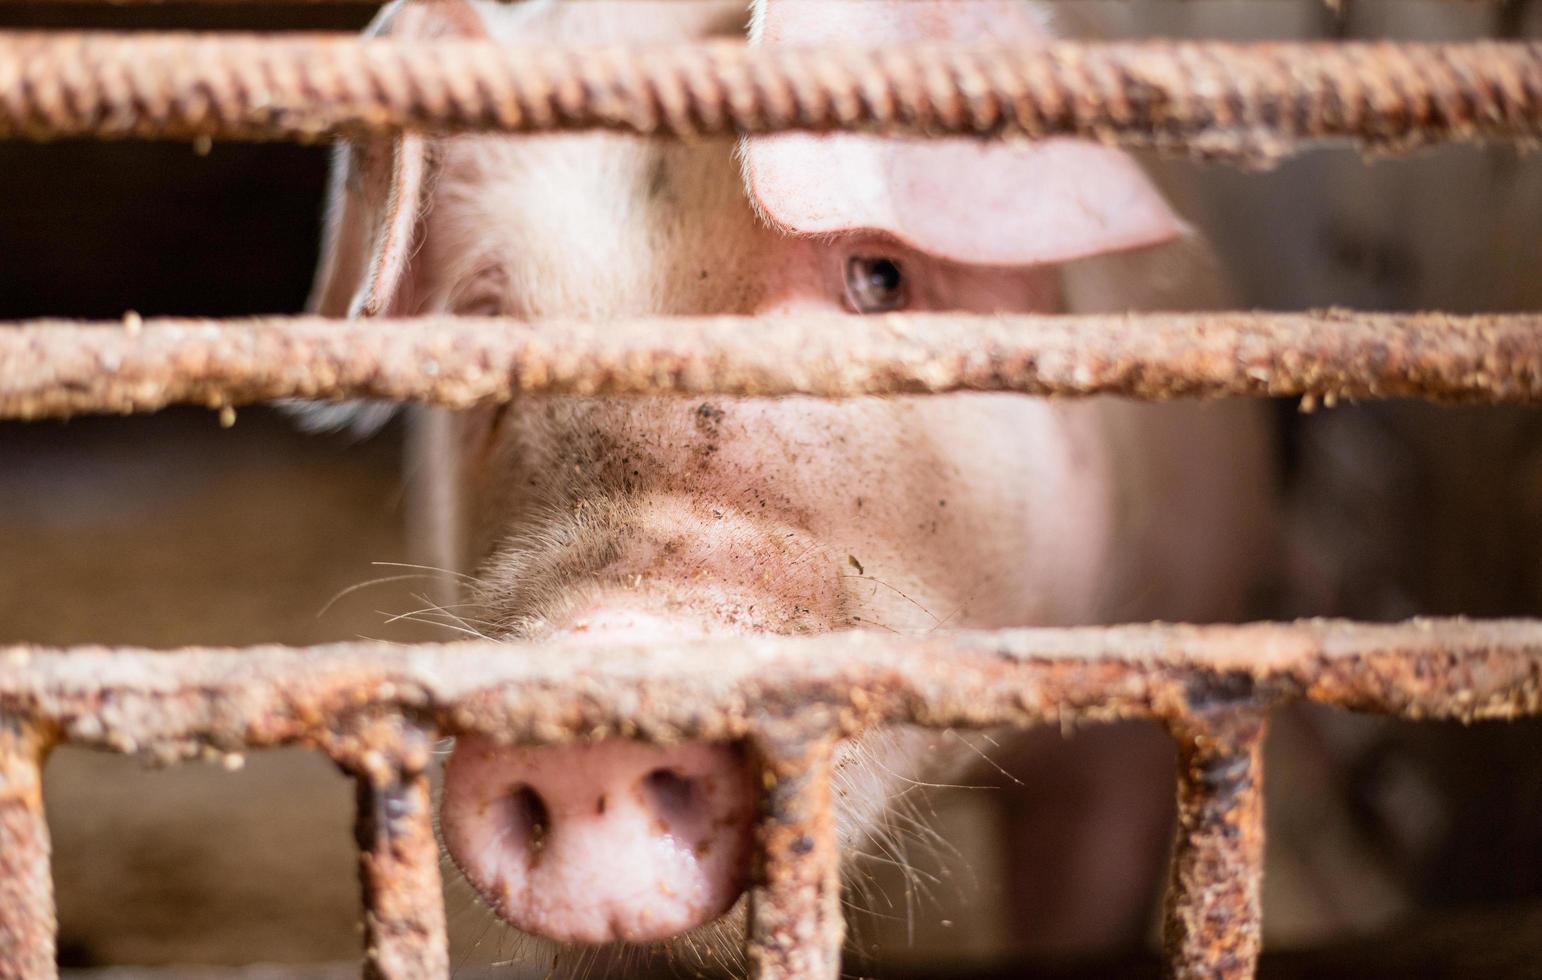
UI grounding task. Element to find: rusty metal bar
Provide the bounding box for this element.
[0,621,1537,760]
[1,619,1534,975]
[1163,707,1268,980]
[747,730,843,980]
[328,717,447,980]
[354,772,445,980]
[0,620,1536,977]
[3,311,1541,420]
[0,35,1538,160]
[0,719,55,980]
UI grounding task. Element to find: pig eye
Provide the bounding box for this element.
[844,256,907,314]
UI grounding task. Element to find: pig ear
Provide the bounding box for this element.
[742,0,1183,267]
[296,0,485,436]
[307,0,486,319]
[308,135,427,319]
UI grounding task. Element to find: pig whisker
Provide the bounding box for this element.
[391,591,499,636]
[380,609,492,640]
[838,847,896,918]
[384,595,500,633]
[927,592,981,632]
[316,573,442,618]
[847,857,900,914]
[393,612,487,638]
[380,606,485,629]
[849,614,901,633]
[670,931,714,979]
[858,747,991,793]
[882,800,965,870]
[829,751,912,940]
[843,891,905,922]
[566,943,606,980]
[369,559,487,586]
[399,594,499,616]
[837,730,979,941]
[669,911,744,979]
[945,728,1028,789]
[592,945,623,980]
[855,797,947,899]
[453,908,501,976]
[874,800,947,891]
[492,927,549,974]
[852,843,927,944]
[841,573,942,625]
[440,859,536,974]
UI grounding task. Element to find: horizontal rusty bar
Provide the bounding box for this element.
[2,311,1540,420]
[0,35,1537,160]
[1,620,1537,760]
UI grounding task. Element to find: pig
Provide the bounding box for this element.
[307,0,1278,965]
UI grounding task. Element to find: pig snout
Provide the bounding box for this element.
[441,735,756,945]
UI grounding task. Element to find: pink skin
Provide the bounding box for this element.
[443,736,754,945]
[443,611,757,945]
[317,0,1278,958]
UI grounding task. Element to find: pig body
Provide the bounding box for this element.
[313,0,1278,963]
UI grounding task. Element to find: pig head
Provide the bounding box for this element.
[309,0,1277,961]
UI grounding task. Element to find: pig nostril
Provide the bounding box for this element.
[502,784,551,863]
[642,767,696,822]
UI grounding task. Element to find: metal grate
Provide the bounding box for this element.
[0,36,1539,161]
[0,15,1540,980]
[3,623,1541,979]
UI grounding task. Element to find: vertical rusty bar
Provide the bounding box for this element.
[344,722,447,980]
[1162,706,1269,980]
[0,719,55,980]
[746,729,843,980]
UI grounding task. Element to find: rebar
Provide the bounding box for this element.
[333,718,447,980]
[2,310,1540,420]
[0,6,1537,979]
[0,619,1538,979]
[1163,708,1268,980]
[4,619,1537,764]
[748,731,844,980]
[0,721,53,980]
[0,35,1538,160]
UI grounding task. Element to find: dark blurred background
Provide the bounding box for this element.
[3,1,1542,977]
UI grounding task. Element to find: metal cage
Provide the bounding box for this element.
[0,9,1540,980]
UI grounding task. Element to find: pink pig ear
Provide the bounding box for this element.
[742,0,1182,267]
[308,0,487,318]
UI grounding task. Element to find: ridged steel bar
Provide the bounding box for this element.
[0,35,1537,160]
[2,311,1540,420]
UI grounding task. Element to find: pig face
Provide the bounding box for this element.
[311,0,1275,960]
